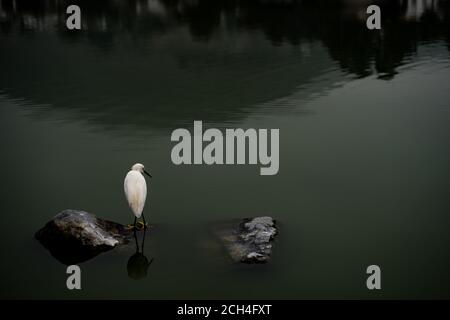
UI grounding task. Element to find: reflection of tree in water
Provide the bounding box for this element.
[1,0,449,79]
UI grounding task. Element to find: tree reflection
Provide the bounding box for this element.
[0,0,449,131]
[1,0,448,80]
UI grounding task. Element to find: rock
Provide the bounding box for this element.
[35,209,132,265]
[214,216,277,264]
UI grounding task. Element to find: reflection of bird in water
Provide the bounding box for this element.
[127,229,154,280]
[124,163,152,230]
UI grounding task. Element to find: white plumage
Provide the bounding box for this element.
[124,163,151,225]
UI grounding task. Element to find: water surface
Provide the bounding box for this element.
[0,0,449,299]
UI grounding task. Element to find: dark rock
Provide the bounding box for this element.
[35,209,132,265]
[214,216,277,263]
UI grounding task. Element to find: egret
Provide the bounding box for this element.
[124,163,152,230]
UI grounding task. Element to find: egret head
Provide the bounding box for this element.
[131,163,152,177]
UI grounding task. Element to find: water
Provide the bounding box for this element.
[0,0,449,299]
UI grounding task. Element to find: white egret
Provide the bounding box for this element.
[124,163,152,230]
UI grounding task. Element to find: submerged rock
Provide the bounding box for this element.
[214,216,277,263]
[35,209,131,265]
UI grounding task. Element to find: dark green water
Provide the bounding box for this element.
[0,0,449,299]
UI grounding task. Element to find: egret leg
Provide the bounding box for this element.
[133,228,139,253]
[134,217,137,230]
[141,227,146,252]
[142,213,147,230]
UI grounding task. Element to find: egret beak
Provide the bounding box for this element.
[144,170,152,178]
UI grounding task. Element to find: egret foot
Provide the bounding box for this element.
[136,221,148,230]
